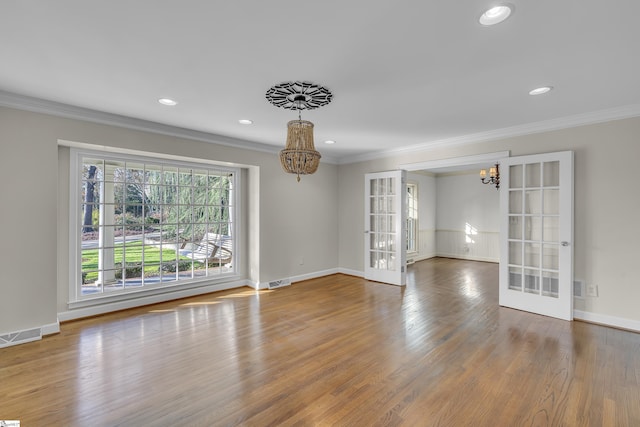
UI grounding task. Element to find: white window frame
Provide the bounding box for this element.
[406,181,419,254]
[68,148,241,306]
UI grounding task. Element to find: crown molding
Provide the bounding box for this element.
[399,151,510,172]
[339,103,640,165]
[3,89,638,167]
[0,90,340,165]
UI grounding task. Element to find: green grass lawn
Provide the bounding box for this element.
[82,241,191,283]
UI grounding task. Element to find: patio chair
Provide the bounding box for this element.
[179,233,233,266]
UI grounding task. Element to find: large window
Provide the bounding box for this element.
[70,149,238,301]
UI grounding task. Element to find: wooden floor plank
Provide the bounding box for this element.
[1,258,639,426]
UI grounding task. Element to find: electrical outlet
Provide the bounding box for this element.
[586,284,598,297]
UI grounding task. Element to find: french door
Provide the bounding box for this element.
[364,170,406,286]
[499,151,574,320]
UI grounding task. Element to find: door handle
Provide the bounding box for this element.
[561,241,569,247]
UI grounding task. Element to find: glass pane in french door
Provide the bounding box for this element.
[369,177,397,270]
[507,160,560,298]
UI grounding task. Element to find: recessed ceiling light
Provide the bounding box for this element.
[529,86,553,96]
[324,140,336,144]
[158,98,177,106]
[479,4,513,26]
[238,119,253,125]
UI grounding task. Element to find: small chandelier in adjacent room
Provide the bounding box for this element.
[480,163,500,189]
[266,81,333,182]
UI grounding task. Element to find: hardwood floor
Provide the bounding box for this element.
[1,258,639,426]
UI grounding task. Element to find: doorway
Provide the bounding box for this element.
[399,151,575,321]
[400,152,508,265]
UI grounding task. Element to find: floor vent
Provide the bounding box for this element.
[268,279,291,289]
[0,327,42,348]
[573,280,585,299]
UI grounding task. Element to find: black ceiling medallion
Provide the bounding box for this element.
[265,81,333,110]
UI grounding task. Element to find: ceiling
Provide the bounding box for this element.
[2,1,640,164]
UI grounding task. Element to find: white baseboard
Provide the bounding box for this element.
[42,321,60,336]
[574,310,640,332]
[413,253,437,262]
[291,268,340,283]
[59,279,250,321]
[256,268,341,290]
[338,267,364,277]
[436,252,499,263]
[247,280,261,290]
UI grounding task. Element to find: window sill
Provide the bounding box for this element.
[68,274,242,310]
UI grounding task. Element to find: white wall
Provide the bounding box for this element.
[407,172,436,261]
[406,170,499,263]
[337,116,640,328]
[0,108,59,336]
[435,171,500,262]
[0,106,339,334]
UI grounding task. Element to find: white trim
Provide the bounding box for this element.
[69,151,81,303]
[413,254,437,262]
[255,268,341,290]
[406,181,419,253]
[42,321,61,336]
[435,253,499,263]
[437,228,500,234]
[59,279,250,321]
[0,90,338,164]
[339,268,364,277]
[60,139,254,169]
[399,151,510,171]
[68,275,244,309]
[574,310,640,333]
[291,268,340,283]
[6,90,638,167]
[68,147,241,306]
[246,280,261,290]
[341,104,640,164]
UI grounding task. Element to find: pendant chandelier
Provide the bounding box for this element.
[266,81,333,182]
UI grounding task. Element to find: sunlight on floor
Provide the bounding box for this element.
[180,301,221,306]
[218,289,274,299]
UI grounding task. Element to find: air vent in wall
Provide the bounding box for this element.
[0,327,42,348]
[573,280,585,299]
[268,279,292,289]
